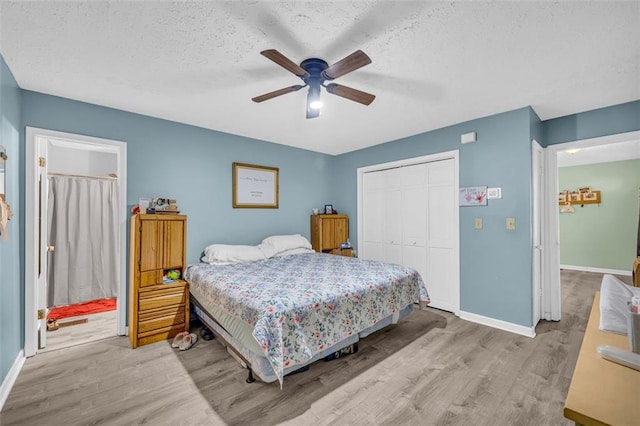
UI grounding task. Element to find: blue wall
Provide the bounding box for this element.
[543,100,640,146]
[332,108,536,327]
[0,55,23,387]
[20,91,334,263]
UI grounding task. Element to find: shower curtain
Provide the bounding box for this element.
[47,175,119,307]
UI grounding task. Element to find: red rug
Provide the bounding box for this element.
[48,298,117,320]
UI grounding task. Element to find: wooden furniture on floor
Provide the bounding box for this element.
[564,291,640,425]
[129,214,189,348]
[310,214,349,254]
[330,247,355,257]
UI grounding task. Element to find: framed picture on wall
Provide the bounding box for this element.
[232,162,279,208]
[569,192,581,202]
[558,192,567,203]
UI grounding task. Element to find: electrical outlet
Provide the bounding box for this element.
[474,217,483,230]
[506,217,516,230]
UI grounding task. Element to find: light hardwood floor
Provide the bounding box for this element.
[42,310,118,353]
[1,271,630,425]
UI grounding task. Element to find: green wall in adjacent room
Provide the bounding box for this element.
[559,159,640,271]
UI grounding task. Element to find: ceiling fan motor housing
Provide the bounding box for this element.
[300,58,329,85]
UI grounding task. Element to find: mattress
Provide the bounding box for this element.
[185,252,429,385]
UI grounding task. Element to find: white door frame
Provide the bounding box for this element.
[542,130,640,321]
[25,127,128,357]
[532,140,543,327]
[357,150,460,315]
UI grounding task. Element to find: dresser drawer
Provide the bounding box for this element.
[138,284,186,311]
[137,305,185,334]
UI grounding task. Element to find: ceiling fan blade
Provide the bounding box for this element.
[252,85,304,103]
[260,49,309,78]
[325,83,375,106]
[322,50,372,80]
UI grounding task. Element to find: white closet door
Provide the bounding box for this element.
[361,157,457,313]
[425,159,456,312]
[383,187,402,264]
[362,171,384,261]
[401,163,428,282]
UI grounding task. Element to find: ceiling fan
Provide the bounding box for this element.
[252,49,376,119]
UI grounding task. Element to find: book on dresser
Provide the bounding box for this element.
[129,213,189,348]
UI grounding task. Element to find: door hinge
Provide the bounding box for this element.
[39,157,46,167]
[37,309,45,320]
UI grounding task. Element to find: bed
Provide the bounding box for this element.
[184,235,429,387]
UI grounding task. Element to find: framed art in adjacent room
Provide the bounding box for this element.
[232,162,279,208]
[324,204,333,214]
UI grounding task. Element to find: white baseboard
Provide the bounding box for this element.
[459,311,536,338]
[560,264,631,276]
[0,350,25,411]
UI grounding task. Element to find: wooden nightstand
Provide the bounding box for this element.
[129,214,189,348]
[310,214,349,254]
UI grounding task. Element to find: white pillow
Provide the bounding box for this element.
[201,244,266,265]
[259,234,313,258]
[273,247,315,257]
[599,274,640,334]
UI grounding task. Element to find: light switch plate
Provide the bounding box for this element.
[506,217,516,230]
[487,187,502,199]
[474,217,483,230]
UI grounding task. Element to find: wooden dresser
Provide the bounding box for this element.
[129,214,189,348]
[310,214,353,256]
[564,292,640,425]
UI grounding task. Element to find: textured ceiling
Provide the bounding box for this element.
[1,1,638,155]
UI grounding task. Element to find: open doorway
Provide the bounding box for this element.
[25,128,127,356]
[542,130,640,322]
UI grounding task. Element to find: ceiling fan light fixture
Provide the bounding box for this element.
[307,84,322,110]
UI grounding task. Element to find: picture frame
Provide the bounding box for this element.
[232,162,279,208]
[582,191,598,202]
[324,204,334,214]
[569,192,581,203]
[459,186,487,207]
[558,192,567,203]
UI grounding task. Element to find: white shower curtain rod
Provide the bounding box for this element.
[48,172,117,180]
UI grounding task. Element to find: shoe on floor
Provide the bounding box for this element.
[47,318,59,331]
[200,326,214,340]
[171,331,189,348]
[179,333,198,351]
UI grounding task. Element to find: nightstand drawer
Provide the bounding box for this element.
[138,305,185,334]
[139,284,186,311]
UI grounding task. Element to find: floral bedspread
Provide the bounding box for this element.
[185,253,429,385]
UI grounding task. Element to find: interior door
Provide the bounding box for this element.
[36,137,49,349]
[532,141,543,327]
[425,159,456,312]
[362,170,385,261]
[401,163,428,283]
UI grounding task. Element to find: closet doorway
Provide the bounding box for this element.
[25,128,127,356]
[357,150,460,314]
